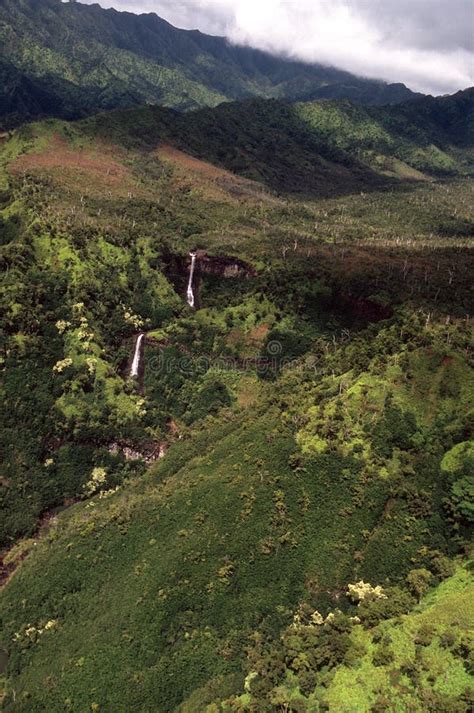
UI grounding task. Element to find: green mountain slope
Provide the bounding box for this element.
[0,0,422,127]
[0,322,472,710]
[82,89,473,193]
[220,564,474,711]
[0,90,472,547]
[0,94,473,710]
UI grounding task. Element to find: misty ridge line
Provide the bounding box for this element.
[4,0,433,129]
[77,0,474,95]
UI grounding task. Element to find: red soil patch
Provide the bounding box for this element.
[157,144,232,180]
[249,323,270,343]
[167,419,180,436]
[383,497,396,515]
[227,328,245,347]
[156,143,271,203]
[10,134,134,195]
[227,323,270,356]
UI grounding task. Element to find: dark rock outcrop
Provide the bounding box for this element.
[162,250,256,306]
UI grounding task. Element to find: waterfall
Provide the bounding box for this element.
[186,252,197,307]
[130,333,144,378]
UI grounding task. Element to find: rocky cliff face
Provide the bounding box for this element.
[196,252,257,279]
[162,250,256,306]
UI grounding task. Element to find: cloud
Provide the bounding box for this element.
[77,0,474,94]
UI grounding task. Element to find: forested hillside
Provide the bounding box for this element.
[0,0,421,128]
[82,89,474,192]
[0,87,473,711]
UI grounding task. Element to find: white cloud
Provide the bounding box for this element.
[77,0,474,94]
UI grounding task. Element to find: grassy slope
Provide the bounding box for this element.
[211,565,473,711]
[323,566,473,711]
[295,94,473,176]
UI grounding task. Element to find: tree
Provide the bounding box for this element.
[406,568,432,601]
[441,441,474,525]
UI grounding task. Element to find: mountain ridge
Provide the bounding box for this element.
[78,88,474,196]
[0,0,423,128]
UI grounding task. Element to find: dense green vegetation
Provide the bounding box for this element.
[83,89,474,194]
[0,0,422,128]
[0,88,473,711]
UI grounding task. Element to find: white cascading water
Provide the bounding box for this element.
[130,333,144,378]
[186,252,197,307]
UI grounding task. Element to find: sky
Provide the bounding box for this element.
[76,0,474,95]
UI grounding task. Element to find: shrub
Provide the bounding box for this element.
[373,643,394,666]
[358,587,415,627]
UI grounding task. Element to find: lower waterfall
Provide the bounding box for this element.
[130,333,144,378]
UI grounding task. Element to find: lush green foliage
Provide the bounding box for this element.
[296,92,474,176]
[0,92,473,711]
[218,565,473,711]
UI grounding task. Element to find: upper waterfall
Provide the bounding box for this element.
[186,252,197,308]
